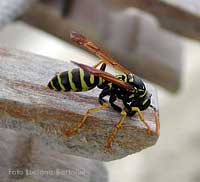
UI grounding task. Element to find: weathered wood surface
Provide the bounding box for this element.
[0,47,159,161]
[20,3,183,92]
[0,128,107,182]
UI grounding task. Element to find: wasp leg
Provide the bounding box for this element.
[154,110,159,135]
[131,107,151,135]
[106,110,127,151]
[99,86,123,113]
[70,31,130,74]
[64,103,109,136]
[150,105,159,135]
[98,85,110,103]
[109,94,122,113]
[93,60,107,69]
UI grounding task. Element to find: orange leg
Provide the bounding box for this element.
[70,31,130,74]
[106,110,127,151]
[93,60,107,68]
[150,105,159,135]
[64,103,109,136]
[131,107,151,135]
[154,111,159,135]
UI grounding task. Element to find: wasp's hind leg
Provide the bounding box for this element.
[93,60,107,69]
[64,103,109,136]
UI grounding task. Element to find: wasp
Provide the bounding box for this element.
[48,31,159,150]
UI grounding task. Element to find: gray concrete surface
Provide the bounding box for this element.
[0,22,199,182]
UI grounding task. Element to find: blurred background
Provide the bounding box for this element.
[0,0,199,181]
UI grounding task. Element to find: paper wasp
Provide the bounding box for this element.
[48,31,159,150]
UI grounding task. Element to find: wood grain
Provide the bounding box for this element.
[0,47,159,161]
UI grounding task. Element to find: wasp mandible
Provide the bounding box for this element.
[48,31,159,150]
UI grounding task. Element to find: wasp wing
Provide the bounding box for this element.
[71,61,134,91]
[70,31,131,75]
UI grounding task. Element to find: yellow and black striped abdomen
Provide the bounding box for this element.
[48,68,101,92]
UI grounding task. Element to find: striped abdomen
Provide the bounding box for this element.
[48,68,104,92]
